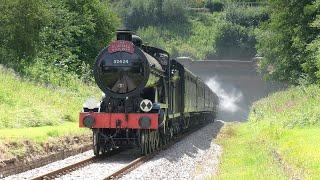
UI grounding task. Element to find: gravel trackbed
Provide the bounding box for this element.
[4,120,224,180]
[121,120,224,180]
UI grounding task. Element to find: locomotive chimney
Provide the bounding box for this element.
[116,30,133,41]
[132,35,142,47]
[116,30,143,47]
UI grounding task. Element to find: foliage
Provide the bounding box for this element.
[187,0,206,7]
[308,0,320,80]
[205,0,224,12]
[136,13,221,59]
[3,0,49,59]
[0,0,119,86]
[217,85,320,179]
[112,0,269,60]
[122,0,188,30]
[256,0,320,84]
[225,4,268,27]
[212,5,267,59]
[214,21,257,59]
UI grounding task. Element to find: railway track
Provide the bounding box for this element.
[32,121,212,180]
[32,148,125,180]
[106,122,212,180]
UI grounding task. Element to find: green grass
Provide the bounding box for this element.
[0,122,88,143]
[0,65,99,128]
[216,85,320,179]
[0,65,97,159]
[217,124,287,179]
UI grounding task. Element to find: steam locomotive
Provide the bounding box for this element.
[79,30,219,155]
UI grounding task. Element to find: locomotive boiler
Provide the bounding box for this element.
[79,30,219,155]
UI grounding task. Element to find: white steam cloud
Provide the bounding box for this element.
[206,77,243,113]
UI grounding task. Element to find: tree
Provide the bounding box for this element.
[124,0,188,29]
[0,0,120,84]
[4,0,49,59]
[308,0,320,81]
[215,21,256,59]
[64,0,119,64]
[256,0,320,84]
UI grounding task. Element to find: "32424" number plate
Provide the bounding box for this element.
[113,59,129,64]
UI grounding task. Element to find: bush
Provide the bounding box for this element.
[205,0,224,12]
[187,0,206,7]
[137,14,220,60]
[124,0,188,29]
[225,5,268,27]
[256,0,319,84]
[3,0,49,59]
[23,59,83,90]
[40,0,119,77]
[133,1,267,59]
[215,21,256,59]
[208,4,268,59]
[0,0,119,86]
[307,1,320,82]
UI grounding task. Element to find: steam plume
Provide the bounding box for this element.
[206,77,244,114]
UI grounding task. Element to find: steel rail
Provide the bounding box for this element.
[104,121,212,180]
[104,155,152,180]
[32,148,124,180]
[32,121,212,180]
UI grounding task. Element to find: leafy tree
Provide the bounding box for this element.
[205,0,224,12]
[256,0,319,84]
[225,5,268,27]
[308,0,320,81]
[0,1,14,64]
[124,0,188,29]
[2,0,49,59]
[65,0,119,63]
[0,0,120,85]
[40,0,119,77]
[215,21,256,59]
[211,5,267,59]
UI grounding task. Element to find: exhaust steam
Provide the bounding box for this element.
[206,77,246,120]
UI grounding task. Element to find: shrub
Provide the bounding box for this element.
[205,0,224,12]
[4,0,50,59]
[0,0,119,86]
[137,16,219,60]
[307,1,320,82]
[41,0,119,76]
[225,5,268,27]
[125,0,188,29]
[256,0,320,84]
[187,0,206,7]
[215,22,256,59]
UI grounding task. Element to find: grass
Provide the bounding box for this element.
[0,122,88,143]
[217,124,287,179]
[216,85,320,179]
[0,65,98,159]
[0,65,99,128]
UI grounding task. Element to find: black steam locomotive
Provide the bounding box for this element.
[79,30,219,155]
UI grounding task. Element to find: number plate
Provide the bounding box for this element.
[113,59,129,64]
[108,40,134,54]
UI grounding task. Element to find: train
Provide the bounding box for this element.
[79,30,219,156]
